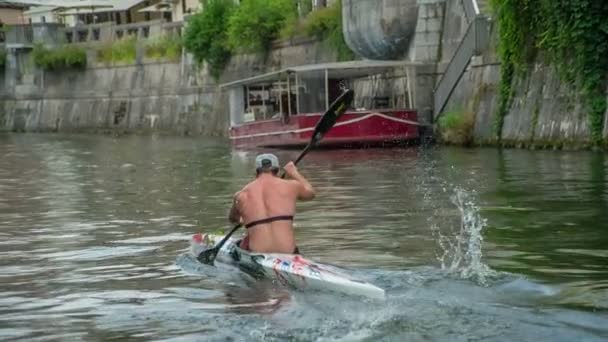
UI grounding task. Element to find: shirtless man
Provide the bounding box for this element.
[228,153,315,254]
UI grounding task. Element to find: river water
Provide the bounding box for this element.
[0,134,607,341]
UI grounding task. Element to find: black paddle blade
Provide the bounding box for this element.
[310,89,354,146]
[196,248,218,265]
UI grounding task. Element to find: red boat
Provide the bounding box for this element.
[222,60,424,148]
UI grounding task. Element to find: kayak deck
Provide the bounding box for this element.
[190,233,385,300]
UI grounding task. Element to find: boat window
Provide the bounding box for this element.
[245,85,273,121]
[350,70,413,111]
[296,70,327,114]
[239,73,299,123]
[229,64,416,126]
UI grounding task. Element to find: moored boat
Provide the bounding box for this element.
[222,60,426,148]
[190,233,386,300]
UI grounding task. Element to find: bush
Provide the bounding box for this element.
[183,0,235,79]
[279,15,302,40]
[145,35,182,61]
[281,0,354,61]
[305,0,354,61]
[97,36,137,64]
[227,0,296,53]
[32,44,87,70]
[303,4,338,38]
[438,110,475,146]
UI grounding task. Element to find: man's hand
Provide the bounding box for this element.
[283,161,315,200]
[283,161,299,178]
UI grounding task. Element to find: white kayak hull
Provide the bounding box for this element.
[190,233,385,300]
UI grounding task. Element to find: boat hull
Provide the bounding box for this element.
[190,233,385,300]
[229,110,420,148]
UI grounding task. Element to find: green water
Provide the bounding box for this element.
[0,134,606,341]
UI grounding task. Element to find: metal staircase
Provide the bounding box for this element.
[433,0,492,120]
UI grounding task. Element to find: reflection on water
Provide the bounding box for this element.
[0,134,607,341]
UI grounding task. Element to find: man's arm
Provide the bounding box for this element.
[228,192,242,224]
[284,162,315,200]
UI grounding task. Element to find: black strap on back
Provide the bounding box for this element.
[245,215,294,229]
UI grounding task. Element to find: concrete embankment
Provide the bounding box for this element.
[3,0,606,148]
[0,38,338,136]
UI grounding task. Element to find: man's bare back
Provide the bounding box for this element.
[229,154,314,254]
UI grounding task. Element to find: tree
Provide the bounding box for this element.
[183,0,235,79]
[227,0,296,53]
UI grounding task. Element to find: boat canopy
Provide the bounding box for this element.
[224,60,420,126]
[220,60,422,89]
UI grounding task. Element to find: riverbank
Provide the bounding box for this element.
[0,37,339,136]
[2,0,607,151]
[437,0,608,150]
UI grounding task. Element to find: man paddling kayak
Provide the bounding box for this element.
[228,153,315,254]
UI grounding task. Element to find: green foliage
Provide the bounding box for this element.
[97,36,137,64]
[0,50,6,68]
[304,0,354,60]
[297,0,312,17]
[183,0,234,79]
[303,4,338,38]
[32,44,87,70]
[279,15,302,40]
[145,35,182,61]
[491,0,608,144]
[438,110,476,146]
[184,0,354,78]
[227,0,296,53]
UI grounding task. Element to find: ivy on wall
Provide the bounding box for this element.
[491,0,608,144]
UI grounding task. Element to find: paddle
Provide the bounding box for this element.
[197,89,355,265]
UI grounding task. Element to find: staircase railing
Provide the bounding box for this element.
[433,15,491,120]
[462,0,480,21]
[432,0,491,120]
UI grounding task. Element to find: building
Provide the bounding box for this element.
[50,0,167,27]
[0,1,29,25]
[24,5,63,24]
[169,0,200,23]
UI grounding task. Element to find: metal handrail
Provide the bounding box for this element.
[462,0,480,21]
[433,17,491,119]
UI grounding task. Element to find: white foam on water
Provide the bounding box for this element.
[433,188,497,285]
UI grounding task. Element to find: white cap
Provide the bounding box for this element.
[255,153,280,170]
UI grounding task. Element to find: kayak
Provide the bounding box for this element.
[190,233,386,300]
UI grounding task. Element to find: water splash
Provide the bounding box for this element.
[433,188,496,285]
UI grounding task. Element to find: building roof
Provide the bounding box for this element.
[0,0,38,8]
[109,0,146,11]
[24,5,58,14]
[221,60,424,88]
[43,0,146,13]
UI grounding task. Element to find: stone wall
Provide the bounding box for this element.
[437,0,608,147]
[0,33,438,136]
[1,61,223,135]
[0,38,338,136]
